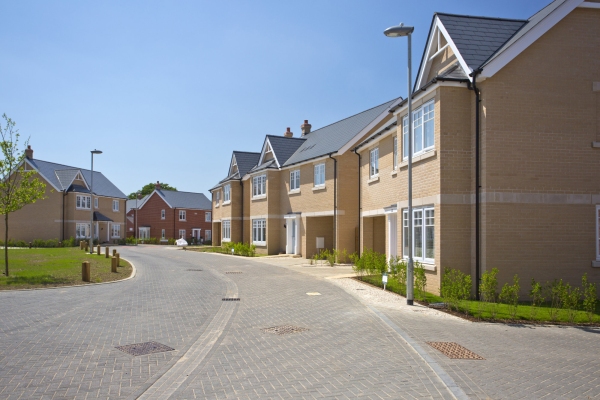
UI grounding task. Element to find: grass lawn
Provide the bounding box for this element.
[0,247,133,290]
[359,274,600,325]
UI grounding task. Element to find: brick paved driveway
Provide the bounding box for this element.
[1,246,599,399]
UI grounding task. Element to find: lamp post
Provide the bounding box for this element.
[90,149,102,254]
[135,191,141,245]
[384,23,415,305]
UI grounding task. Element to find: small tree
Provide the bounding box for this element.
[128,182,177,199]
[0,114,46,276]
[480,268,499,319]
[529,278,545,320]
[499,274,520,320]
[582,274,597,323]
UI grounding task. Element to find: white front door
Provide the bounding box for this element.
[387,213,397,261]
[286,217,299,255]
[192,229,201,240]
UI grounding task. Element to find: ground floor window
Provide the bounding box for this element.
[205,230,212,241]
[161,229,166,239]
[111,224,121,238]
[76,223,90,238]
[252,219,266,245]
[179,229,186,239]
[222,220,231,241]
[402,206,434,263]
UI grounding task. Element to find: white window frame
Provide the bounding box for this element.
[76,195,91,210]
[596,205,600,260]
[215,190,220,206]
[112,200,119,212]
[179,229,186,239]
[393,136,398,170]
[179,210,186,221]
[94,197,98,208]
[402,100,435,160]
[369,147,379,178]
[252,219,266,245]
[205,211,212,222]
[222,220,231,242]
[314,163,325,187]
[111,224,121,238]
[290,170,300,191]
[223,184,231,203]
[76,223,90,238]
[402,206,434,264]
[205,230,212,241]
[252,174,267,198]
[161,209,165,220]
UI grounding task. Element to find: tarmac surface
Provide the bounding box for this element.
[1,245,599,399]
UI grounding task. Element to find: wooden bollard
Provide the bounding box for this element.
[105,247,109,258]
[29,242,32,249]
[82,261,91,282]
[111,257,118,273]
[97,245,101,255]
[116,253,120,268]
[112,249,117,257]
[85,242,89,252]
[80,241,84,250]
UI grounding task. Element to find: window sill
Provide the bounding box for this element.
[223,200,231,205]
[253,242,266,246]
[215,204,220,208]
[312,186,326,192]
[399,149,436,168]
[367,176,379,184]
[402,258,436,271]
[592,260,600,268]
[252,195,267,201]
[391,170,398,176]
[179,220,186,222]
[288,189,301,195]
[222,238,231,243]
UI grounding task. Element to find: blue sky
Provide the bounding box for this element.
[0,0,550,197]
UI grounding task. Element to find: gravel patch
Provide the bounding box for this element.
[329,277,468,322]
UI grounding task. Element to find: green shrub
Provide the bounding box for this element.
[63,237,76,247]
[389,256,406,293]
[499,274,520,320]
[529,278,545,320]
[125,236,137,245]
[441,268,471,312]
[414,261,427,302]
[582,274,598,323]
[561,282,580,324]
[546,279,565,322]
[480,267,499,319]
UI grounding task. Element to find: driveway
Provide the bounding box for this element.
[0,246,599,399]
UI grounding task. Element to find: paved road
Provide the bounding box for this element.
[1,246,599,399]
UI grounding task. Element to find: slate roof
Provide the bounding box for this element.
[156,190,211,210]
[283,98,399,167]
[233,151,260,177]
[126,195,150,213]
[248,159,278,174]
[93,211,113,222]
[265,135,306,166]
[436,13,527,71]
[27,159,127,199]
[355,120,399,150]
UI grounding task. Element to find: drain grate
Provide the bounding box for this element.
[116,341,174,356]
[222,298,240,301]
[187,269,203,271]
[225,272,243,274]
[261,325,309,335]
[426,342,484,360]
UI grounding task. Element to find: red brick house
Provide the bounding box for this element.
[126,182,212,243]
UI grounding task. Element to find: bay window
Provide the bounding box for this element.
[402,206,434,263]
[76,195,91,210]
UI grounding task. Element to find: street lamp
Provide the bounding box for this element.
[135,191,141,245]
[90,149,102,254]
[384,23,415,306]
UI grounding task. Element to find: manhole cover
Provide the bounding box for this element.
[187,269,203,271]
[261,325,309,335]
[426,342,484,360]
[222,298,240,301]
[116,341,174,356]
[226,272,243,274]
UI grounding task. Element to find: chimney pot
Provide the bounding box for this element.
[301,120,312,136]
[284,127,293,138]
[155,181,161,190]
[25,145,33,159]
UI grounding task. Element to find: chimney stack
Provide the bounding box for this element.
[301,120,311,136]
[25,145,33,159]
[284,127,293,138]
[155,181,161,190]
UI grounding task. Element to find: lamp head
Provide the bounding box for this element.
[91,149,103,155]
[384,23,414,37]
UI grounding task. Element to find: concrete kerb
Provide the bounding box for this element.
[0,257,137,292]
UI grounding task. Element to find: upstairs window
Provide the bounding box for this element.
[393,136,398,170]
[76,195,91,209]
[113,200,119,212]
[369,148,379,178]
[314,163,325,187]
[161,209,165,219]
[403,100,435,159]
[224,184,231,202]
[253,175,266,197]
[94,198,98,208]
[179,210,186,221]
[290,170,300,191]
[205,212,212,222]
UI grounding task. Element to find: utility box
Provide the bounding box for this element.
[316,237,324,249]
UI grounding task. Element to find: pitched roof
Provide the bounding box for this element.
[27,159,127,199]
[156,190,211,210]
[93,211,113,222]
[355,120,399,151]
[248,159,279,174]
[265,135,306,166]
[283,98,399,166]
[126,195,150,213]
[233,151,261,177]
[436,13,526,71]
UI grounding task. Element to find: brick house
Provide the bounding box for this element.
[211,98,400,256]
[353,0,600,294]
[127,182,212,243]
[0,146,127,243]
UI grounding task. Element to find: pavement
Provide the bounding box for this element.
[0,245,599,399]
